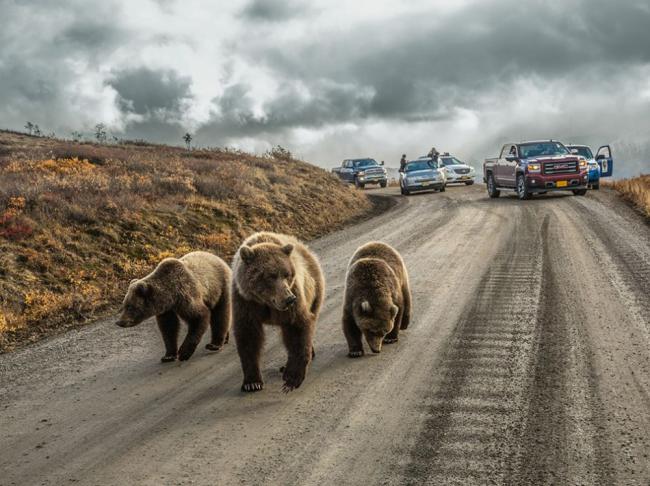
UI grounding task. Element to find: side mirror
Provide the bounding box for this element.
[505,155,517,162]
[380,161,384,166]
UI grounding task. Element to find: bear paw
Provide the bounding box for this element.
[178,350,195,361]
[161,354,177,363]
[242,382,264,392]
[348,350,364,358]
[383,337,398,344]
[205,343,223,352]
[282,367,306,393]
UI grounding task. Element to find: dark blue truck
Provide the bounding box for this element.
[332,158,388,189]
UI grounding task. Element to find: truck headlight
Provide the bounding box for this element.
[579,160,587,169]
[358,171,365,176]
[528,163,541,172]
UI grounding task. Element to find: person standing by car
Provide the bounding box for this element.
[399,154,407,173]
[428,147,440,159]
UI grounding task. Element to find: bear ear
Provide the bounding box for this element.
[240,246,255,263]
[390,304,399,319]
[361,300,372,314]
[281,244,294,256]
[135,282,151,298]
[130,279,139,286]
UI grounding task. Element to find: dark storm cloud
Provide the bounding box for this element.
[240,0,308,22]
[232,0,650,126]
[108,68,193,117]
[202,80,373,139]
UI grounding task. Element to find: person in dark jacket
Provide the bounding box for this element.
[399,154,407,173]
[427,147,440,159]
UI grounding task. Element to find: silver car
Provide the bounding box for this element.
[400,158,447,195]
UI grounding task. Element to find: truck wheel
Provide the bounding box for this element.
[354,178,365,189]
[486,173,500,198]
[516,174,531,200]
[380,181,387,188]
[572,189,587,196]
[400,185,410,196]
[465,180,474,185]
[592,183,599,190]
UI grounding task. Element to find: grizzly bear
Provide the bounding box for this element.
[116,251,231,362]
[342,242,411,357]
[232,232,325,392]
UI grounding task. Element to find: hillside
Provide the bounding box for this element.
[0,131,374,351]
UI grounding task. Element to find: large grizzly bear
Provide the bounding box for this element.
[232,232,325,392]
[116,251,231,362]
[342,242,411,357]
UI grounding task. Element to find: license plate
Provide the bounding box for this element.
[557,180,568,188]
[421,181,430,186]
[460,176,469,180]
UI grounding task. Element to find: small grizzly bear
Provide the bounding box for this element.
[342,241,411,357]
[232,232,325,392]
[116,251,231,362]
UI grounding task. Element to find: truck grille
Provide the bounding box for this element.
[543,161,578,175]
[365,168,384,175]
[454,168,470,174]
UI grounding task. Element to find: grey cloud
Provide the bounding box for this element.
[108,68,192,118]
[241,0,650,122]
[196,80,373,143]
[240,0,308,22]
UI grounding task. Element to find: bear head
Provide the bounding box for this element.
[116,279,158,328]
[237,243,298,312]
[354,298,398,353]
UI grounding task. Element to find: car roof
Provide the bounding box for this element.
[516,139,565,145]
[565,144,590,148]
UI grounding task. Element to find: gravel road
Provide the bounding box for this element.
[1,185,648,485]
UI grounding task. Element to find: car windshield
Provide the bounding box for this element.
[519,142,569,158]
[441,157,464,166]
[353,159,379,168]
[568,146,593,159]
[406,160,438,172]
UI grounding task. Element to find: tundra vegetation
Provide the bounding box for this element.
[605,174,650,217]
[0,130,371,351]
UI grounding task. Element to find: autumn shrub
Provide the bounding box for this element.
[607,174,650,217]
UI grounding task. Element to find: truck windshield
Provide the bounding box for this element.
[519,142,569,158]
[353,159,379,168]
[568,146,593,159]
[406,160,438,171]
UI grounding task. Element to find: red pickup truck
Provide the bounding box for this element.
[483,140,588,199]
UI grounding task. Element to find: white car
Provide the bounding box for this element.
[438,154,476,185]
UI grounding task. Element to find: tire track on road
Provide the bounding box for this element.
[515,211,613,485]
[403,208,544,485]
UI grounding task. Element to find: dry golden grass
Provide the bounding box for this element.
[605,174,650,217]
[0,131,372,350]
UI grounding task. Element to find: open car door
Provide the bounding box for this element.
[596,145,613,177]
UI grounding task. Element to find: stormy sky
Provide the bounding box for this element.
[1,0,649,175]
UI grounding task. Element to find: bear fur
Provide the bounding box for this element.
[342,241,411,357]
[116,251,232,362]
[232,232,325,392]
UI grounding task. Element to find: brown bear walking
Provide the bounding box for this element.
[116,251,231,362]
[342,242,411,357]
[232,232,325,392]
